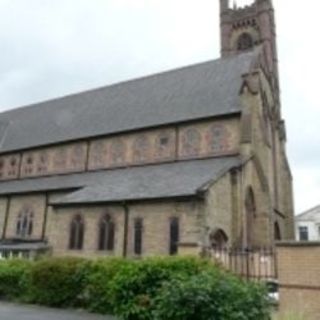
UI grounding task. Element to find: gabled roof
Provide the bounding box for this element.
[296,205,320,221]
[51,157,240,205]
[0,157,240,203]
[0,51,258,154]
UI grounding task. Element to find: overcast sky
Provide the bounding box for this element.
[0,0,318,213]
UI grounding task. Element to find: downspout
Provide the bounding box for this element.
[2,196,11,240]
[41,193,49,241]
[123,202,129,258]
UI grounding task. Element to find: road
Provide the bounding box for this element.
[0,302,115,320]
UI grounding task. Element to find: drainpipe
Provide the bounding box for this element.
[2,196,11,240]
[123,202,129,258]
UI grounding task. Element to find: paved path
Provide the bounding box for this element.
[0,302,115,320]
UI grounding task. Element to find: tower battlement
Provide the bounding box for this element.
[220,0,279,102]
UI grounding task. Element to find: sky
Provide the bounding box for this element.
[0,0,319,213]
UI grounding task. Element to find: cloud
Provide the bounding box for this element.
[0,0,318,213]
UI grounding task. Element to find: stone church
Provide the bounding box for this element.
[0,0,294,259]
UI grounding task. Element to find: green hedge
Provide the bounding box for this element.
[109,257,214,320]
[0,256,271,319]
[85,258,129,314]
[153,271,270,320]
[27,257,89,307]
[0,259,32,300]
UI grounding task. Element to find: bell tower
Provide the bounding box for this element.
[220,0,279,100]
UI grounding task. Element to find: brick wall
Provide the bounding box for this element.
[277,242,320,320]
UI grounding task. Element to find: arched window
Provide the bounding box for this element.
[181,127,201,157]
[16,208,34,238]
[134,218,143,255]
[237,33,254,51]
[98,214,115,251]
[210,229,228,249]
[69,214,84,250]
[169,217,180,255]
[208,124,230,153]
[133,135,150,162]
[245,187,256,249]
[274,222,281,241]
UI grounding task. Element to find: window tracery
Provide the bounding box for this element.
[16,207,34,238]
[237,33,254,51]
[69,214,84,250]
[155,132,172,159]
[37,152,48,174]
[98,214,115,251]
[133,135,150,162]
[134,218,143,255]
[181,128,201,157]
[207,124,230,153]
[24,155,34,175]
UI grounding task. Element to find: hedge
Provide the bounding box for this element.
[0,256,271,319]
[0,259,32,300]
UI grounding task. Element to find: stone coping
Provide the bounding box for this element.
[276,241,320,247]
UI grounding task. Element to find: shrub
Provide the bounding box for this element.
[0,259,32,300]
[0,256,271,320]
[85,258,129,314]
[28,257,89,307]
[152,271,271,320]
[109,257,214,320]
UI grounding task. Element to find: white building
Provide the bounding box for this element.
[295,206,320,241]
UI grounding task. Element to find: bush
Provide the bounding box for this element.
[109,257,214,320]
[0,256,271,320]
[85,258,129,314]
[28,257,89,307]
[152,271,271,320]
[0,259,32,300]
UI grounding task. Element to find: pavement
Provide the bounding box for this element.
[0,302,115,320]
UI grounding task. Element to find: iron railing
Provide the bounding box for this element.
[208,247,277,281]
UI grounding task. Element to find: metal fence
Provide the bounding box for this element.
[208,247,277,281]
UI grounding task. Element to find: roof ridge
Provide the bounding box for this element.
[297,204,320,217]
[0,50,258,117]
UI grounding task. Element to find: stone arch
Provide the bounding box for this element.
[69,213,84,250]
[245,187,256,248]
[274,221,281,241]
[230,28,260,52]
[210,228,229,249]
[237,32,254,51]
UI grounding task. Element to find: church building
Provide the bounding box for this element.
[0,0,294,259]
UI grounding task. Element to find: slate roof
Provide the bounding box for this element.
[296,205,320,221]
[0,241,50,251]
[0,51,258,154]
[51,157,240,205]
[0,157,241,202]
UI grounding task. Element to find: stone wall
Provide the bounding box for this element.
[45,198,201,258]
[4,194,46,240]
[0,117,240,182]
[203,172,233,245]
[46,200,125,257]
[277,242,320,320]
